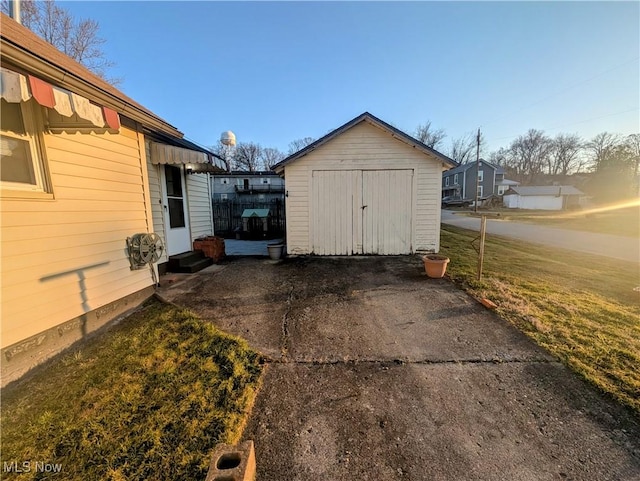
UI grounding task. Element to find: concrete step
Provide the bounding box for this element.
[168,251,213,273]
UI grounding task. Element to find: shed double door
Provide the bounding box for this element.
[311,169,413,255]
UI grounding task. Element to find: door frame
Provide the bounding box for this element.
[160,164,192,256]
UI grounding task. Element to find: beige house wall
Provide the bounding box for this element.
[1,125,155,354]
[283,121,443,255]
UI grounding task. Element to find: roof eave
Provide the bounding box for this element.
[1,38,183,139]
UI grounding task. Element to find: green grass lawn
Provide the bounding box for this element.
[440,225,640,413]
[1,299,263,481]
[484,205,640,238]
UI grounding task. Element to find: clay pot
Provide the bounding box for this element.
[267,243,284,260]
[422,254,450,278]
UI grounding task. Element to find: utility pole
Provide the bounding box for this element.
[474,128,481,213]
[9,0,21,23]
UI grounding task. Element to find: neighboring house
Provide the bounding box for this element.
[272,112,456,255]
[503,186,587,210]
[442,159,519,200]
[210,171,285,203]
[0,14,223,385]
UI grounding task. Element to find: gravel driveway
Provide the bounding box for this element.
[160,256,640,481]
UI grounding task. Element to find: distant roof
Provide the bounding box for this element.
[444,159,504,176]
[1,12,181,138]
[497,179,520,186]
[241,209,271,218]
[212,171,279,176]
[272,112,457,172]
[507,186,585,196]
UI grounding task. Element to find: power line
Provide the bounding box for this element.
[481,56,640,129]
[486,107,639,144]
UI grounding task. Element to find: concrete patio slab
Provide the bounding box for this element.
[160,256,640,481]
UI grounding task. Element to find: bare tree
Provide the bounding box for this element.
[260,147,285,171]
[414,121,446,150]
[234,142,263,172]
[448,133,477,164]
[2,0,119,84]
[585,132,624,172]
[287,137,316,155]
[507,129,553,183]
[549,133,583,176]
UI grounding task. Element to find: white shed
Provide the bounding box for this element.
[272,112,456,255]
[503,185,587,210]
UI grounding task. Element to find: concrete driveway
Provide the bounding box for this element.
[441,210,640,263]
[160,257,640,481]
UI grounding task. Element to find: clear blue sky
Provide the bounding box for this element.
[63,1,639,155]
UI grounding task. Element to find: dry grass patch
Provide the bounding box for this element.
[1,299,263,481]
[440,225,640,412]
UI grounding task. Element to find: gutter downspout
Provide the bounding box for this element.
[9,0,20,23]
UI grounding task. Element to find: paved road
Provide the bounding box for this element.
[441,210,640,263]
[159,257,640,481]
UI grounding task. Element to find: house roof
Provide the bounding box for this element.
[272,112,457,173]
[1,12,182,138]
[506,185,585,196]
[443,159,505,176]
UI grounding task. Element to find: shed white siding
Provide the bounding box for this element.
[284,121,442,255]
[186,172,214,240]
[504,194,563,210]
[1,126,154,348]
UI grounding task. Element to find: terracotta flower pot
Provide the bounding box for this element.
[422,254,450,278]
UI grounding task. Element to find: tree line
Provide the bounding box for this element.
[414,121,639,202]
[211,137,315,172]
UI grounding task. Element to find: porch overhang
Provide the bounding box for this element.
[149,142,226,173]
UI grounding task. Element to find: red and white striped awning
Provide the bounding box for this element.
[0,67,120,130]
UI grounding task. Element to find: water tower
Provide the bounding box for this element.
[220,131,236,171]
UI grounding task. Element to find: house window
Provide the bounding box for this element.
[445,177,450,187]
[220,193,228,200]
[498,186,506,195]
[220,178,229,184]
[478,170,484,182]
[477,185,483,198]
[1,99,49,194]
[454,173,458,185]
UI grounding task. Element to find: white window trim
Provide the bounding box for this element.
[454,173,458,185]
[445,176,450,187]
[1,100,51,196]
[477,185,484,197]
[478,170,484,182]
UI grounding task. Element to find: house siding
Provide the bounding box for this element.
[187,173,214,240]
[145,140,168,264]
[284,121,442,255]
[1,126,155,349]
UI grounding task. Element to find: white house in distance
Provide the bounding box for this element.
[503,185,587,210]
[272,112,456,255]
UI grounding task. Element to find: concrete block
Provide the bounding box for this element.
[205,440,256,481]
